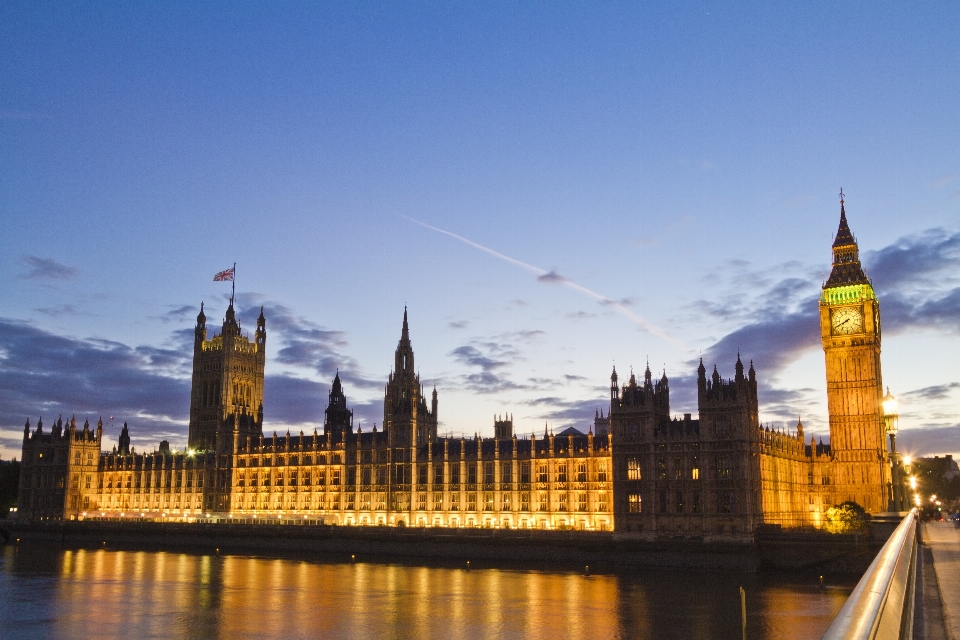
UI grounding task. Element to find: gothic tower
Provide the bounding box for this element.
[819,194,889,513]
[697,356,763,532]
[383,308,438,448]
[187,302,266,451]
[323,371,353,441]
[609,363,670,532]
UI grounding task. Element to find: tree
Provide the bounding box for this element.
[823,501,871,534]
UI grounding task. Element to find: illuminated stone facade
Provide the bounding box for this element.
[817,197,891,513]
[16,201,890,535]
[188,302,266,452]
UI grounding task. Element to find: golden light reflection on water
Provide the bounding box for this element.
[0,546,852,640]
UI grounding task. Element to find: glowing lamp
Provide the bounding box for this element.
[882,388,899,434]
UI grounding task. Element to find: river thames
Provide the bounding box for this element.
[0,544,853,639]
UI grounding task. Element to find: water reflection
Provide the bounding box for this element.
[0,545,851,639]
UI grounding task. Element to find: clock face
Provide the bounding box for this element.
[832,307,863,334]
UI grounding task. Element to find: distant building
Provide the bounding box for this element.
[16,199,893,537]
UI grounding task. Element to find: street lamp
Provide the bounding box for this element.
[903,457,915,509]
[882,388,902,511]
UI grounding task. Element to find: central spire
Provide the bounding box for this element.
[395,307,414,374]
[832,190,855,248]
[825,191,870,288]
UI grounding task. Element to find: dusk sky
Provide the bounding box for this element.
[2,3,958,461]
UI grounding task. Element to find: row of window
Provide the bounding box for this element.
[627,455,739,481]
[94,471,204,491]
[234,491,609,513]
[626,491,737,514]
[233,460,609,488]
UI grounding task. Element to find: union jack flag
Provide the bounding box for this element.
[213,267,235,281]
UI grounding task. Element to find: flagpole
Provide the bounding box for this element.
[232,262,236,305]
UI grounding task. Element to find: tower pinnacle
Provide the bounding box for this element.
[825,193,870,288]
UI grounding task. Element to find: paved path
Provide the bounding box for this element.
[924,522,960,640]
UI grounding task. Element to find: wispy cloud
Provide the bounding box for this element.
[687,225,960,440]
[447,330,545,394]
[898,425,960,458]
[0,302,383,455]
[630,214,694,249]
[156,304,198,323]
[21,256,78,281]
[233,295,383,390]
[904,383,960,402]
[934,174,956,189]
[403,216,692,351]
[537,271,565,283]
[0,318,192,448]
[34,304,86,317]
[520,396,606,429]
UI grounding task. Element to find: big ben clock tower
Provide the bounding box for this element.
[819,191,890,513]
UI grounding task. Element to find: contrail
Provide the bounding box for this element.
[403,216,692,351]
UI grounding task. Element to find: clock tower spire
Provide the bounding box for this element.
[819,191,889,514]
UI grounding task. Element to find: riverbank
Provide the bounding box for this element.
[0,520,882,575]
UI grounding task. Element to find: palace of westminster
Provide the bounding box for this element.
[17,201,896,537]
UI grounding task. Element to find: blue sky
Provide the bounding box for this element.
[2,2,958,459]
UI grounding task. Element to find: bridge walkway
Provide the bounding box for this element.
[920,522,960,640]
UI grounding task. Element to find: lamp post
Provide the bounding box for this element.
[903,456,913,512]
[882,388,901,512]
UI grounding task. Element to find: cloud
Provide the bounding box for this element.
[904,383,960,401]
[156,305,198,323]
[934,175,956,189]
[704,307,820,377]
[232,296,382,390]
[0,318,191,448]
[449,341,521,394]
[447,330,547,394]
[34,304,85,317]
[683,225,960,440]
[20,256,78,281]
[0,299,388,456]
[404,216,691,350]
[448,320,470,329]
[693,226,960,377]
[865,228,960,292]
[631,215,695,249]
[858,228,960,336]
[601,297,636,307]
[537,270,567,284]
[450,345,509,372]
[519,396,605,429]
[897,425,960,458]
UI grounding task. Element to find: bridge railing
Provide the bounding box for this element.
[821,508,918,640]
